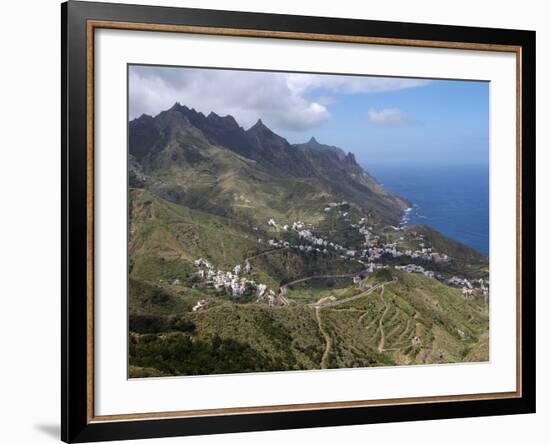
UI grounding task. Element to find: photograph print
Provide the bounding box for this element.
[127,65,490,378]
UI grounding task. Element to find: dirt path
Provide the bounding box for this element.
[358,311,369,323]
[315,308,332,369]
[333,308,368,313]
[246,247,287,262]
[396,319,411,345]
[277,285,290,306]
[285,273,356,288]
[310,279,395,309]
[377,287,390,352]
[313,280,397,366]
[277,273,359,307]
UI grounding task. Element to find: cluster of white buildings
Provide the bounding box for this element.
[447,276,473,288]
[323,201,349,212]
[268,239,288,248]
[478,278,489,297]
[263,218,343,255]
[194,210,486,307]
[262,213,450,272]
[193,258,263,299]
[186,202,488,309]
[357,243,450,263]
[294,244,327,254]
[338,243,448,265]
[446,276,489,299]
[394,263,435,278]
[266,218,290,231]
[292,231,350,257]
[255,283,277,305]
[297,229,328,246]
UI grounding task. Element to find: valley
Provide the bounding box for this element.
[127,103,489,377]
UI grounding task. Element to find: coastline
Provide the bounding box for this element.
[368,163,489,256]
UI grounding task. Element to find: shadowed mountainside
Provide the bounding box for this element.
[129,103,409,227]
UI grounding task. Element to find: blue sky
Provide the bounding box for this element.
[286,78,489,166]
[130,65,489,167]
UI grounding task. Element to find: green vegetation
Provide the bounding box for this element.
[323,272,489,366]
[129,302,326,375]
[129,272,488,375]
[127,104,489,377]
[128,278,195,316]
[285,278,357,304]
[129,333,277,376]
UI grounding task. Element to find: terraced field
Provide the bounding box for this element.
[313,273,488,369]
[129,270,488,377]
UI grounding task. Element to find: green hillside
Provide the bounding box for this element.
[127,104,490,378]
[129,270,488,376]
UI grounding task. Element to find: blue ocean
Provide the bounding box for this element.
[366,164,489,256]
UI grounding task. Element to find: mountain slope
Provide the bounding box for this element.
[129,269,488,376]
[127,104,489,378]
[129,104,408,226]
[295,137,409,224]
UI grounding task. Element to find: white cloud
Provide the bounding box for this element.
[367,108,411,127]
[129,66,428,132]
[286,74,429,95]
[129,66,329,131]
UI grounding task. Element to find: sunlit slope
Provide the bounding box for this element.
[129,270,488,376]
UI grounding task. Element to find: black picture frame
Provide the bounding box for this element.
[62,1,536,442]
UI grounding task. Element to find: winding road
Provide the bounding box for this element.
[377,287,389,352]
[245,246,288,262]
[308,279,395,309]
[277,273,359,306]
[245,243,399,364]
[309,278,397,369]
[315,308,332,369]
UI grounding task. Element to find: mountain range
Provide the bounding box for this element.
[129,103,408,228]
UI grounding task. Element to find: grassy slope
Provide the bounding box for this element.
[129,187,362,290]
[128,146,489,376]
[322,271,488,367]
[143,137,338,228]
[129,270,488,377]
[129,302,326,376]
[129,188,259,269]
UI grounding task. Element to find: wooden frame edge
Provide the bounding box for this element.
[90,391,520,423]
[86,18,95,424]
[89,19,522,52]
[83,16,526,427]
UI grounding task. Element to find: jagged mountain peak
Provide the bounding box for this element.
[247,118,271,132]
[169,102,191,113]
[246,118,293,148]
[168,102,208,119]
[206,111,240,128]
[128,103,409,224]
[135,113,154,122]
[345,151,358,166]
[294,137,348,162]
[169,102,181,111]
[308,136,319,145]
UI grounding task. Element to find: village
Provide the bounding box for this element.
[187,202,489,312]
[262,206,450,265]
